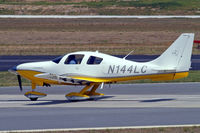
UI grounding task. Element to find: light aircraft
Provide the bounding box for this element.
[9,33,194,101]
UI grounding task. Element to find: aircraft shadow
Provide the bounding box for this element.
[0,100,29,102]
[140,98,175,102]
[26,96,114,106]
[100,98,176,102]
[0,97,175,105]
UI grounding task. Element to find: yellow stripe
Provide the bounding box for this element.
[17,70,189,85]
[173,72,189,80]
[65,92,89,98]
[24,91,47,96]
[17,70,74,86]
[72,72,189,82]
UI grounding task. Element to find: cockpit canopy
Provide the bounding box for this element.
[87,56,103,65]
[52,56,63,64]
[52,53,103,65]
[65,54,84,64]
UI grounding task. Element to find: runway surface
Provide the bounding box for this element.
[1,55,200,71]
[0,83,200,131]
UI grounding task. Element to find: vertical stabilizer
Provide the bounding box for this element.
[151,33,194,72]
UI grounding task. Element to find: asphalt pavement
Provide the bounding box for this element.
[0,83,200,131]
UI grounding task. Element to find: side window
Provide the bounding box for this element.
[87,56,103,65]
[65,54,84,64]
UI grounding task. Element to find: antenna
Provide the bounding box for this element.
[123,50,134,59]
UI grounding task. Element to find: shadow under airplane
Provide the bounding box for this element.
[26,96,114,106]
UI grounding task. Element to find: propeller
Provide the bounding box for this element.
[17,75,23,91]
[8,65,23,91]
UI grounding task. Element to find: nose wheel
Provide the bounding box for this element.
[24,91,47,101]
[24,83,47,101]
[30,98,38,101]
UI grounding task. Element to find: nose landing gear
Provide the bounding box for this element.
[24,91,47,101]
[24,83,47,101]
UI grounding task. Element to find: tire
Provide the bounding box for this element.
[30,98,38,101]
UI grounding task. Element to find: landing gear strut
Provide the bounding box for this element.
[66,83,104,101]
[24,83,47,101]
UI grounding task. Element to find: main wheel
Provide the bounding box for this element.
[30,98,38,101]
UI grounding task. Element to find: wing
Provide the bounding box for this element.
[34,73,93,85]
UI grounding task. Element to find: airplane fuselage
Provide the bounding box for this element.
[15,51,188,86]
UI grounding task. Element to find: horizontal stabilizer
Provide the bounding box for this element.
[152,67,176,73]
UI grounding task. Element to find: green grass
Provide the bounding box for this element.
[0,1,77,5]
[0,8,15,14]
[0,0,200,15]
[0,71,30,87]
[81,0,182,9]
[1,70,200,87]
[0,0,199,9]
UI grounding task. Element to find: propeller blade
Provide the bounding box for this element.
[17,75,22,91]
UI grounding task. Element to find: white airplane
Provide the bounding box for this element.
[9,33,194,101]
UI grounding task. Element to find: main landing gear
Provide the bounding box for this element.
[24,83,104,101]
[66,83,104,101]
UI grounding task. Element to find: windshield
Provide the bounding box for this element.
[52,56,63,64]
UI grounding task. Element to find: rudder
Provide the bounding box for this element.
[151,33,194,72]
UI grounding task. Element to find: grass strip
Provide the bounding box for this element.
[0,0,200,15]
[0,71,30,87]
[0,0,199,9]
